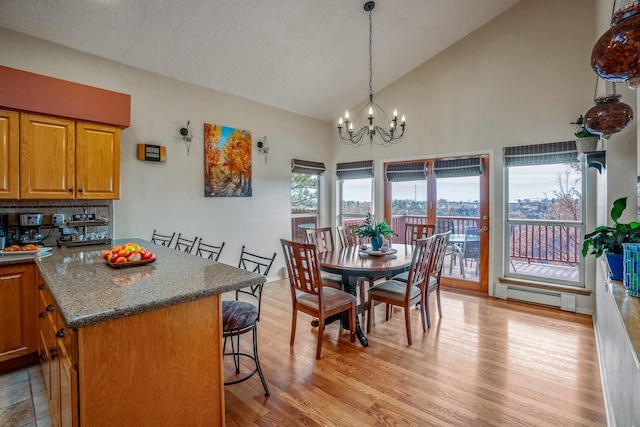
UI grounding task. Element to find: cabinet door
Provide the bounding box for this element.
[20,114,75,199]
[76,122,120,199]
[0,109,19,199]
[60,357,77,427]
[0,264,36,363]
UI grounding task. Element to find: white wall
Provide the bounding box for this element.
[331,0,611,313]
[2,0,635,309]
[0,27,331,276]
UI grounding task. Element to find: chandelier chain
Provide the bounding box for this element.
[369,8,373,102]
[336,1,406,147]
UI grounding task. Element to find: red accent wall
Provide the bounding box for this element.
[0,65,130,128]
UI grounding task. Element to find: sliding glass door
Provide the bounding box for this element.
[384,156,489,293]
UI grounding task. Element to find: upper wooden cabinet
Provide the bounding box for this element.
[0,109,19,199]
[20,114,75,199]
[18,113,120,200]
[76,122,120,200]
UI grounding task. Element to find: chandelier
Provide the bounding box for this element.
[337,1,405,147]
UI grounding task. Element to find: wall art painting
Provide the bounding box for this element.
[204,124,252,197]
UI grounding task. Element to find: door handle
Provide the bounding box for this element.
[480,226,488,232]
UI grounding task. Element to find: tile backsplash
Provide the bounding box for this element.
[0,200,113,247]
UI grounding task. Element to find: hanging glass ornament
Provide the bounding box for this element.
[591,2,640,89]
[584,93,634,139]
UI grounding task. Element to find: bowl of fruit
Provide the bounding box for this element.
[103,242,156,268]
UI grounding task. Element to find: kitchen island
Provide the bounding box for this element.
[33,238,265,427]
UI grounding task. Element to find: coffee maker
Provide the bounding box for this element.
[0,213,7,249]
[18,213,43,245]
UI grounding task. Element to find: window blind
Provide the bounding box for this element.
[504,141,578,166]
[433,157,484,178]
[336,160,374,180]
[291,159,326,175]
[384,161,427,182]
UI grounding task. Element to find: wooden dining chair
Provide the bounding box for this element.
[304,227,342,289]
[222,246,277,396]
[366,235,436,345]
[151,230,175,247]
[280,239,356,359]
[173,233,197,253]
[336,225,359,248]
[305,226,335,253]
[423,232,450,328]
[405,223,435,245]
[195,238,225,261]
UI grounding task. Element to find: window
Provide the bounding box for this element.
[291,159,325,241]
[337,160,374,228]
[504,142,584,285]
[385,161,428,244]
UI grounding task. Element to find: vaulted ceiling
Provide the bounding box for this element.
[0,0,520,121]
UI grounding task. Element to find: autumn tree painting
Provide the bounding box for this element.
[204,124,252,197]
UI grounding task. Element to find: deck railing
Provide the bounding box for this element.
[509,221,582,266]
[342,215,582,266]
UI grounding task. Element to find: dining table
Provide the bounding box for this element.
[317,244,415,347]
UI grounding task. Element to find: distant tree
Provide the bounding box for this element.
[291,173,319,211]
[544,164,582,221]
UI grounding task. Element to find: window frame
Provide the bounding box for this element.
[503,161,586,287]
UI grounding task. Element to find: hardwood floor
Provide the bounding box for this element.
[224,280,606,426]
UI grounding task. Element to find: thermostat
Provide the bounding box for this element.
[138,144,166,162]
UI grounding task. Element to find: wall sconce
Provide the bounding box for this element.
[256,136,269,165]
[178,120,193,156]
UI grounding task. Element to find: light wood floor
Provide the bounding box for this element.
[224,279,606,426]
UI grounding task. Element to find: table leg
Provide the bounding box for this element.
[341,280,368,347]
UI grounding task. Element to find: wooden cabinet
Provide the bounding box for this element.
[20,113,75,199]
[0,109,19,199]
[0,263,37,371]
[75,121,120,199]
[20,113,120,200]
[38,278,78,427]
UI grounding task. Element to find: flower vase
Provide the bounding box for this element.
[371,235,384,251]
[607,252,624,281]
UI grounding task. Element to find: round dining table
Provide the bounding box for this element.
[317,244,414,346]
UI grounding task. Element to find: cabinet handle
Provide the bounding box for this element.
[40,352,47,360]
[68,188,73,193]
[50,348,58,359]
[38,284,45,290]
[78,188,83,193]
[39,312,45,318]
[56,329,66,339]
[46,305,55,312]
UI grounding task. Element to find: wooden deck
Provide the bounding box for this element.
[443,257,580,283]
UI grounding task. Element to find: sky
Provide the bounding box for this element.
[342,164,581,203]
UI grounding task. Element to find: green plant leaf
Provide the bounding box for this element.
[611,197,628,223]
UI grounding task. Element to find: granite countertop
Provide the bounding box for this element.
[35,238,265,329]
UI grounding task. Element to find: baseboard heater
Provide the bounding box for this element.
[494,282,576,312]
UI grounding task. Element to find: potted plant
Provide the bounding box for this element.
[571,114,599,153]
[582,196,640,280]
[355,213,396,251]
